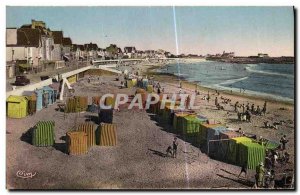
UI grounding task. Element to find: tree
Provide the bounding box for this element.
[105,44,118,59]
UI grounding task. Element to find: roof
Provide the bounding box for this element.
[62,37,72,46]
[78,45,84,51]
[7,95,28,103]
[232,136,253,143]
[20,24,32,29]
[43,86,54,92]
[124,47,136,53]
[84,43,98,51]
[17,28,41,47]
[52,31,63,44]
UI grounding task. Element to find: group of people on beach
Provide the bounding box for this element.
[234,101,268,123]
[165,137,178,158]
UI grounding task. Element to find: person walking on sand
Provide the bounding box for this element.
[172,138,178,158]
[238,162,248,179]
[166,146,173,157]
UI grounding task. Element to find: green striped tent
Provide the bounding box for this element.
[238,142,266,170]
[182,115,204,136]
[173,113,191,133]
[32,121,55,146]
[65,96,88,113]
[227,137,253,164]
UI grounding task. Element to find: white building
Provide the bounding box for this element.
[6,28,43,67]
[52,31,63,61]
[124,47,137,58]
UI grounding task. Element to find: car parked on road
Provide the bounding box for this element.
[14,75,30,86]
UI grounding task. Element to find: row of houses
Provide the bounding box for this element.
[6,20,73,70]
[71,44,174,60]
[6,19,176,74]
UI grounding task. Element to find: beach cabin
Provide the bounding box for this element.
[146,85,154,93]
[226,137,253,164]
[198,123,223,147]
[7,95,28,118]
[237,142,266,170]
[206,125,228,144]
[42,86,56,105]
[182,115,206,136]
[206,125,230,158]
[162,104,177,123]
[142,78,149,88]
[35,88,44,111]
[126,78,137,88]
[126,79,134,88]
[22,91,37,115]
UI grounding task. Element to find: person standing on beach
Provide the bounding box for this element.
[157,82,161,89]
[179,81,182,89]
[215,97,218,106]
[186,95,191,109]
[234,101,239,112]
[262,101,267,115]
[280,135,289,150]
[256,105,261,115]
[256,162,265,188]
[172,138,178,158]
[157,87,161,94]
[242,104,245,113]
[246,103,250,111]
[251,104,255,113]
[207,92,210,103]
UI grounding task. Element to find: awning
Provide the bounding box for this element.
[18,64,31,69]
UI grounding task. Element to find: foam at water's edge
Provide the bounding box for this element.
[245,64,294,78]
[208,83,294,103]
[218,76,249,86]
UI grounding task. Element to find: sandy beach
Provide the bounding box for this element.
[6,62,294,189]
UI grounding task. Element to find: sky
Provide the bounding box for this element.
[6,6,294,57]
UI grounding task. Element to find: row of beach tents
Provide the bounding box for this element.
[145,90,280,170]
[6,85,59,118]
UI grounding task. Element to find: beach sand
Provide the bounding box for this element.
[6,64,294,189]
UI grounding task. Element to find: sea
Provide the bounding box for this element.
[157,61,295,103]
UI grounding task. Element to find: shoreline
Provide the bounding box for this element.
[144,63,294,106]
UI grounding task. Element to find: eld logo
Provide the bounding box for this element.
[16,170,37,179]
[99,93,199,110]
